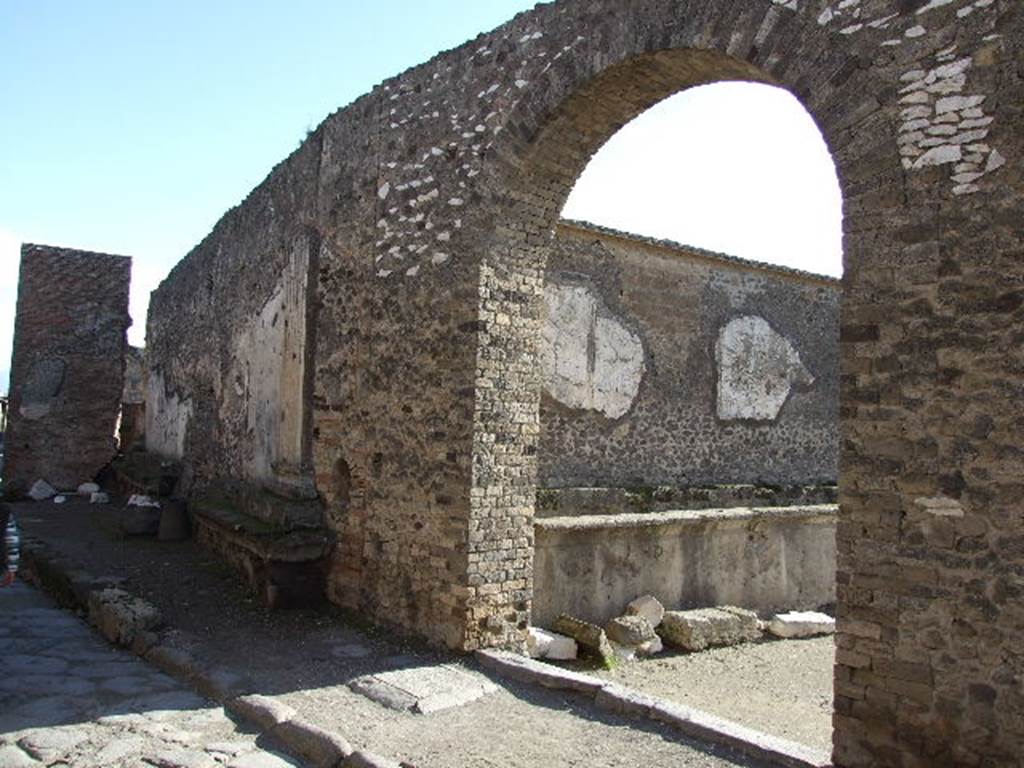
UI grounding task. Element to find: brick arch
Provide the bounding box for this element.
[457,2,1023,767]
[142,0,1022,764]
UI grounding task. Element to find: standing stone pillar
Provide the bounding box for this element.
[4,244,131,492]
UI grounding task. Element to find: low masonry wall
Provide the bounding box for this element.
[532,505,837,629]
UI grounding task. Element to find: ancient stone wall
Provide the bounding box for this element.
[147,1,1024,764]
[119,345,147,451]
[145,140,322,502]
[4,245,131,492]
[540,221,839,488]
[533,504,837,627]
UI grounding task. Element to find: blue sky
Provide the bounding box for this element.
[0,1,842,396]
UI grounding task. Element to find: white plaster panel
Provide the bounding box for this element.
[542,283,643,419]
[715,315,813,421]
[225,240,310,482]
[145,369,192,460]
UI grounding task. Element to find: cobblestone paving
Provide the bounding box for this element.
[0,580,301,768]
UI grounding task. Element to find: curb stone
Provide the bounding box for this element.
[269,719,351,768]
[18,538,392,768]
[341,751,403,768]
[476,649,832,768]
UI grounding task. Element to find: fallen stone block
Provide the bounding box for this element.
[660,607,761,652]
[90,491,110,504]
[28,479,57,501]
[122,504,161,536]
[526,627,577,660]
[553,614,616,668]
[77,482,100,495]
[159,500,191,540]
[88,588,162,646]
[626,594,665,628]
[605,615,656,646]
[637,635,663,657]
[767,611,836,639]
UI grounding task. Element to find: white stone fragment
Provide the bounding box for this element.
[985,149,1006,173]
[913,144,961,168]
[28,479,57,501]
[53,495,67,504]
[90,492,111,505]
[637,635,664,657]
[768,611,836,638]
[915,0,956,13]
[935,94,985,114]
[127,494,161,509]
[915,495,965,517]
[905,25,927,38]
[77,482,100,494]
[377,182,390,200]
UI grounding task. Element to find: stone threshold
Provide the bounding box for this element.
[18,536,398,768]
[476,649,833,768]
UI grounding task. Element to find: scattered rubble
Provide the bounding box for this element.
[605,615,657,646]
[767,611,835,639]
[128,494,162,508]
[659,607,761,652]
[526,627,578,660]
[553,614,616,668]
[626,594,665,628]
[28,479,57,501]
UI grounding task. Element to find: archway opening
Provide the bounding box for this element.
[523,78,843,755]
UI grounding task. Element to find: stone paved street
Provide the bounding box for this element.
[0,580,301,768]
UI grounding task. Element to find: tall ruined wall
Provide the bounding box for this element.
[540,221,839,488]
[145,138,322,499]
[146,1,1024,765]
[4,245,131,491]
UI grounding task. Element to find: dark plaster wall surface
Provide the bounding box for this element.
[539,221,840,488]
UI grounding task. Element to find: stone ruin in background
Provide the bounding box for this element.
[4,245,131,494]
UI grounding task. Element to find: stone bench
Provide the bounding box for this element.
[190,496,333,609]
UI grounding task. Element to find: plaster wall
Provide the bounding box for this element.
[540,222,839,488]
[533,505,837,628]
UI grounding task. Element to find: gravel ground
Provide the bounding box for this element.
[591,636,836,754]
[15,498,795,768]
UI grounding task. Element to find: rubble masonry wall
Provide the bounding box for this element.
[540,221,839,488]
[146,1,1024,764]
